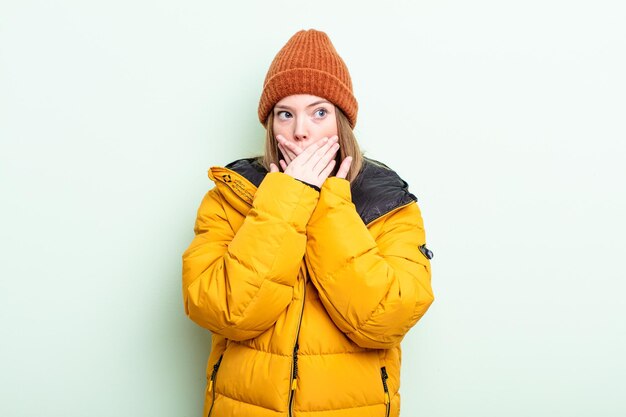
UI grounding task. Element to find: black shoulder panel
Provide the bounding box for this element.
[225,157,267,188]
[352,157,417,225]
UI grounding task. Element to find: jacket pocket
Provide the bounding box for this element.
[207,354,224,417]
[380,366,390,417]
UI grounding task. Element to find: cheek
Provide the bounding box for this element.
[321,115,338,136]
[272,121,288,138]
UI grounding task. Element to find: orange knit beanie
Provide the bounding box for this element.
[258,29,358,128]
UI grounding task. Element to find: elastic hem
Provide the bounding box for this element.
[296,178,321,192]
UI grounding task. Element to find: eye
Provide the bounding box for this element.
[276,111,292,120]
[314,108,328,118]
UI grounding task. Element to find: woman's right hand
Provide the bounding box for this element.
[269,136,340,188]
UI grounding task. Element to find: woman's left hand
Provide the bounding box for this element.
[270,135,353,179]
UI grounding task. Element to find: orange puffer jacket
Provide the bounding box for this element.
[182,156,434,417]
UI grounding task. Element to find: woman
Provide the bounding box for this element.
[182,29,434,417]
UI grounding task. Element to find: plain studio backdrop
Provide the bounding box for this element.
[1,1,624,416]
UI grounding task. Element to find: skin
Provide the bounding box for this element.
[268,94,353,187]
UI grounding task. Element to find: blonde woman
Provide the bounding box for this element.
[182,29,435,417]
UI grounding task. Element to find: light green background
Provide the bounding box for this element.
[1,1,625,416]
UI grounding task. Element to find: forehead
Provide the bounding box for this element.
[275,94,332,108]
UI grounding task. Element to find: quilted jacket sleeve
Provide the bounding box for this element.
[182,172,319,341]
[305,176,434,349]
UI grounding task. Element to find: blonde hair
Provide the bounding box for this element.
[259,107,364,183]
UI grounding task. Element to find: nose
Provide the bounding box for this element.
[293,117,308,142]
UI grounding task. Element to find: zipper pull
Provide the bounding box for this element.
[209,366,217,392]
[209,355,223,393]
[291,343,299,391]
[381,367,388,380]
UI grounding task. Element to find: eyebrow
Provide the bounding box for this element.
[274,100,331,111]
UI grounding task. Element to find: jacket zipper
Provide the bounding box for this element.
[380,366,390,417]
[207,354,223,417]
[288,276,307,417]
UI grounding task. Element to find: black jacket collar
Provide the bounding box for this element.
[225,156,417,225]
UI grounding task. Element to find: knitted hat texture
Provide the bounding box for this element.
[258,29,358,127]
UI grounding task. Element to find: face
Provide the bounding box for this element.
[272,94,338,151]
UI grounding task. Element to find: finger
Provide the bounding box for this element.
[280,139,303,157]
[319,158,336,180]
[312,141,340,173]
[298,136,330,163]
[310,137,340,168]
[277,135,303,156]
[278,140,300,163]
[269,163,279,173]
[335,156,353,179]
[279,159,288,171]
[278,143,293,164]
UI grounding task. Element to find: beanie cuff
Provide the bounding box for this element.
[258,68,358,128]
